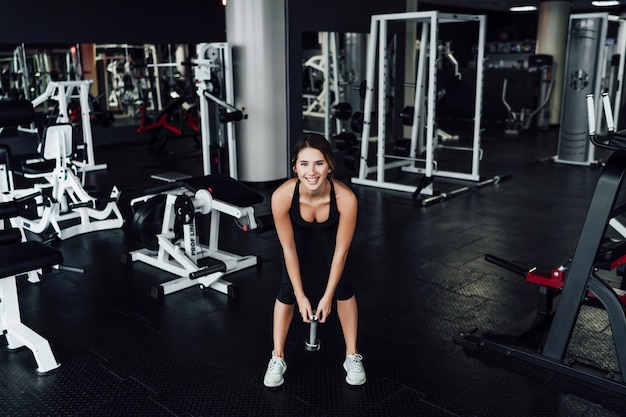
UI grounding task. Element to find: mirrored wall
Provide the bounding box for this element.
[301,32,368,139]
[0,43,201,126]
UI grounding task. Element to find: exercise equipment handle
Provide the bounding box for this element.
[189,262,226,279]
[309,315,318,342]
[68,201,96,209]
[0,193,45,219]
[602,92,615,133]
[57,264,86,274]
[69,197,117,211]
[202,90,247,122]
[586,94,596,136]
[586,93,621,152]
[484,254,527,277]
[421,174,512,206]
[14,192,40,204]
[219,110,244,123]
[305,313,321,351]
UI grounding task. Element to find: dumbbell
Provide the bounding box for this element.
[332,102,353,121]
[305,312,320,352]
[332,131,357,151]
[400,106,414,126]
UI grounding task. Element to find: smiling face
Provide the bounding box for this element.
[293,146,332,191]
[290,134,335,192]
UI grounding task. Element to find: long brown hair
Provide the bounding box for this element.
[291,133,335,176]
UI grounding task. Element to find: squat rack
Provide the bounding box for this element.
[352,11,486,198]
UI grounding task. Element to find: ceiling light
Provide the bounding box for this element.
[592,0,620,6]
[510,5,537,12]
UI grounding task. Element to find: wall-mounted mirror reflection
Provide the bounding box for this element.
[302,32,368,141]
[0,43,82,101]
[0,42,243,177]
[0,43,202,128]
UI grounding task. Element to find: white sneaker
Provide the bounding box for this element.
[263,352,287,387]
[343,353,366,385]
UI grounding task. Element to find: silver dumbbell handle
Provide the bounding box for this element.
[305,314,320,351]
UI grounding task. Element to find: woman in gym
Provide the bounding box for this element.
[263,133,365,388]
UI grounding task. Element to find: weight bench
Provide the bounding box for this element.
[0,199,64,374]
[124,175,264,300]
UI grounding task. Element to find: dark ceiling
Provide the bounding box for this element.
[422,0,623,13]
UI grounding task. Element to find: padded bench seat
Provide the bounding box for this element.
[20,160,56,176]
[145,174,264,207]
[0,241,63,277]
[181,175,264,207]
[0,240,63,374]
[595,238,626,270]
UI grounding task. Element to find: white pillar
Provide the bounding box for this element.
[536,1,570,125]
[404,0,419,138]
[226,0,288,182]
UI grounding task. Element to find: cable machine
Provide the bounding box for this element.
[194,42,246,178]
[553,13,626,166]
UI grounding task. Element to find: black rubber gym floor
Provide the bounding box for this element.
[1,122,626,416]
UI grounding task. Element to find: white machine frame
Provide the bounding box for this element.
[352,11,486,197]
[127,185,259,298]
[194,42,244,178]
[0,194,66,375]
[302,32,344,140]
[24,80,106,173]
[16,124,123,240]
[0,261,60,374]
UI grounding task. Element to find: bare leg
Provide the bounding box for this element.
[337,295,358,355]
[272,299,295,357]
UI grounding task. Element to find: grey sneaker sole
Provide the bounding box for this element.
[343,363,366,385]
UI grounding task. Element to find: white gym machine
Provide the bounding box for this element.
[0,102,81,375]
[24,80,106,173]
[125,175,262,300]
[16,123,123,241]
[126,44,258,298]
[352,11,488,200]
[302,32,345,140]
[194,42,246,179]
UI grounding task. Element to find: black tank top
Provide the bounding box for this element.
[290,179,339,230]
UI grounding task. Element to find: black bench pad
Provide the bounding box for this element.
[144,175,264,207]
[182,175,264,207]
[20,160,56,175]
[0,229,23,246]
[0,241,63,278]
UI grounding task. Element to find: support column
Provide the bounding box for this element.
[403,0,419,139]
[80,44,97,96]
[536,0,570,126]
[225,0,288,183]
